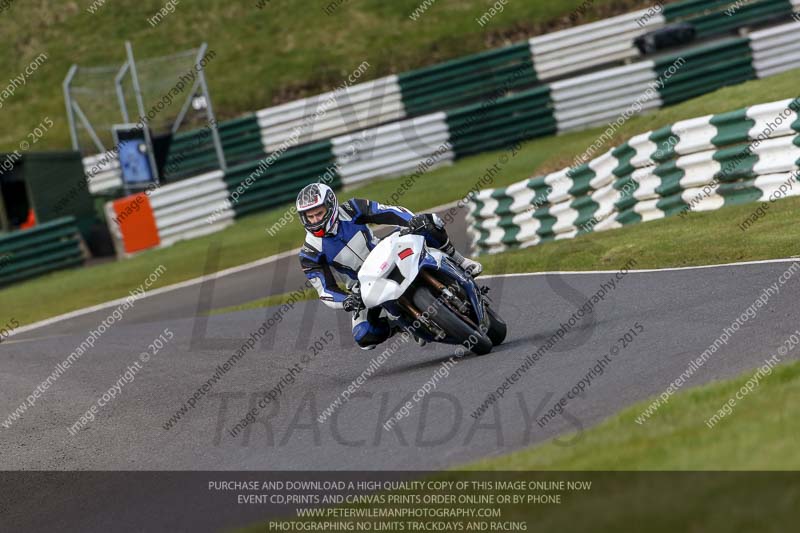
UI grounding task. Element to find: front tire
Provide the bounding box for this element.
[412,286,493,355]
[485,305,507,346]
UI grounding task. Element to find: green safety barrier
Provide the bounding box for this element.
[0,217,85,287]
[654,38,756,106]
[223,139,340,218]
[445,85,555,158]
[670,0,795,39]
[398,43,538,117]
[664,0,737,21]
[163,115,263,180]
[84,0,796,235]
[469,98,800,254]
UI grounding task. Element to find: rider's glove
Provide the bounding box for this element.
[342,293,364,313]
[408,214,439,235]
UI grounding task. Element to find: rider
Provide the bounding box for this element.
[296,183,482,350]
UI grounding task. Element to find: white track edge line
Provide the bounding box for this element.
[9,201,467,337]
[15,256,799,337]
[480,257,800,278]
[10,247,301,337]
[11,190,798,337]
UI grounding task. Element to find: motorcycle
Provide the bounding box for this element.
[356,229,506,355]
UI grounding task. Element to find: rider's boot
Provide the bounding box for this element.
[438,238,482,277]
[445,245,483,277]
[439,239,483,278]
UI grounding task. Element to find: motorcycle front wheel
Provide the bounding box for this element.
[412,286,493,355]
[485,305,507,346]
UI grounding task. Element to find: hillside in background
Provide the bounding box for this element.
[0,0,654,151]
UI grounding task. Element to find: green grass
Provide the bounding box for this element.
[480,194,800,274]
[467,359,800,470]
[238,361,800,532]
[0,0,649,152]
[452,353,800,531]
[3,69,799,326]
[523,68,800,176]
[458,355,800,530]
[206,289,316,316]
[208,192,800,316]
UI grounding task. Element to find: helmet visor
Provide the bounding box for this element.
[299,204,330,232]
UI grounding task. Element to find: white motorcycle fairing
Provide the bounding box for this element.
[358,233,445,309]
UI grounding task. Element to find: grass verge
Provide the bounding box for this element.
[479,195,800,274]
[466,359,800,470]
[1,0,648,151]
[209,193,800,315]
[237,360,800,533]
[207,289,316,316]
[3,69,799,326]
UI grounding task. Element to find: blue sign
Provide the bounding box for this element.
[118,138,153,185]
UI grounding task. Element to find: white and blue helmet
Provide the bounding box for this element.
[296,183,339,237]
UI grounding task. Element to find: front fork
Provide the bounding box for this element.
[394,270,474,342]
[397,293,447,341]
[419,269,483,331]
[394,253,489,340]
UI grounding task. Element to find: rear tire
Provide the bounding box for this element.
[412,286,493,355]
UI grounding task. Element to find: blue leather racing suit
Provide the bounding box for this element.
[298,198,450,348]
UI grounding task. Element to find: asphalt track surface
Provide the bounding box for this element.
[9,204,471,339]
[4,258,800,471]
[2,203,799,529]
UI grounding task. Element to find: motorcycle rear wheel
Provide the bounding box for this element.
[412,286,493,355]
